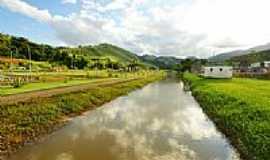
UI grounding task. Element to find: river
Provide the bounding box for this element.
[8,79,240,160]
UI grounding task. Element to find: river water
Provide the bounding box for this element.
[9,79,240,160]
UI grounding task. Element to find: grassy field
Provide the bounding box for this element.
[0,78,116,96]
[0,72,165,158]
[0,70,159,95]
[183,73,270,160]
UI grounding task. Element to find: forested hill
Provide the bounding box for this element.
[230,49,270,64]
[209,43,270,63]
[0,33,155,69]
[0,33,183,70]
[140,55,182,70]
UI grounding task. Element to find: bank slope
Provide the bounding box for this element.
[183,73,270,160]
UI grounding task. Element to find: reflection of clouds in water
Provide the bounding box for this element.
[179,107,219,140]
[67,82,238,160]
[149,118,165,131]
[56,153,74,160]
[70,82,238,159]
[82,127,198,160]
[10,81,240,160]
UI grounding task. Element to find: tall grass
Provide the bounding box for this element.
[183,73,270,160]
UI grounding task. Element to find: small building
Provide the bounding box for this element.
[250,61,270,74]
[202,66,233,78]
[264,61,270,68]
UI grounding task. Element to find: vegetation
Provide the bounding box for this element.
[208,45,270,66]
[174,58,207,72]
[0,72,165,157]
[183,73,270,160]
[0,79,112,95]
[140,55,182,69]
[0,69,159,95]
[0,33,154,70]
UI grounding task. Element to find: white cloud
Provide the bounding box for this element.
[0,0,51,22]
[1,0,270,57]
[61,0,77,5]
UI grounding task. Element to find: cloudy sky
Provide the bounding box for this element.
[0,0,270,58]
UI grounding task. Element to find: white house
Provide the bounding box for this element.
[250,61,270,68]
[250,61,270,73]
[250,62,261,68]
[202,66,233,78]
[264,61,270,68]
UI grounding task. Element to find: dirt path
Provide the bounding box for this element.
[0,78,139,106]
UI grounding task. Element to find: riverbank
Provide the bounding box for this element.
[183,73,270,160]
[0,73,165,158]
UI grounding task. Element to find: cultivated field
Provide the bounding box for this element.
[183,73,270,160]
[0,70,158,95]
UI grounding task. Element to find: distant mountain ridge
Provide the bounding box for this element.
[230,49,270,64]
[209,43,270,62]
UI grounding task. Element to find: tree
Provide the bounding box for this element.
[178,59,193,72]
[76,57,88,69]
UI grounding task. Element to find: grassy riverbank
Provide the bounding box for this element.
[0,72,165,158]
[183,73,270,160]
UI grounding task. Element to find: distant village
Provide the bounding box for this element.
[199,60,270,79]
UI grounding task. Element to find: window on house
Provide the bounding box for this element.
[210,68,213,72]
[220,68,223,72]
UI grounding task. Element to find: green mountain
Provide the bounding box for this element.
[58,44,140,64]
[230,49,270,64]
[208,50,246,62]
[139,55,182,69]
[0,33,152,69]
[209,43,270,62]
[0,33,184,70]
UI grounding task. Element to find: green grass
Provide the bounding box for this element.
[1,70,163,96]
[183,72,270,160]
[0,78,116,96]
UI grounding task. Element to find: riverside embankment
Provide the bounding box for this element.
[183,72,270,160]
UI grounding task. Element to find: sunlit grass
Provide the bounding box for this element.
[0,78,117,96]
[0,70,164,96]
[183,72,270,160]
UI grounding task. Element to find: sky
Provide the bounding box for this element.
[0,0,270,58]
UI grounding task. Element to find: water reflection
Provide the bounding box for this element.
[9,79,239,160]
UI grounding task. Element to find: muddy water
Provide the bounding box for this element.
[8,79,240,160]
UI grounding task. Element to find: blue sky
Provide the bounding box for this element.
[0,6,58,45]
[23,0,80,15]
[0,0,270,58]
[0,0,80,45]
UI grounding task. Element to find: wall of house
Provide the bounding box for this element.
[203,67,233,78]
[263,62,270,68]
[250,62,261,68]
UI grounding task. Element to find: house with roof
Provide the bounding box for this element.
[202,66,233,78]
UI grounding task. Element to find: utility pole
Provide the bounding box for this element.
[27,46,32,81]
[9,47,17,84]
[10,48,13,77]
